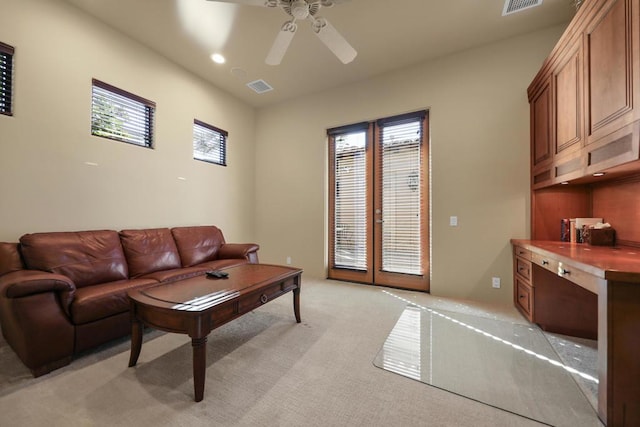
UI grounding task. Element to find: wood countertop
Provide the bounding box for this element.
[511,239,640,283]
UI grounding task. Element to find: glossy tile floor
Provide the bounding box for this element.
[374,300,601,426]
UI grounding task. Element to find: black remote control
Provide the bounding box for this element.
[206,270,229,279]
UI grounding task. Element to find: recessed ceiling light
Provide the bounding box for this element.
[211,53,225,64]
[593,172,606,177]
[560,181,569,185]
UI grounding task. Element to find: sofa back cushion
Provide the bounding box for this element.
[19,230,128,288]
[0,242,24,277]
[171,226,226,267]
[119,228,181,278]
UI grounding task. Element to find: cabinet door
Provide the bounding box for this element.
[584,0,639,145]
[555,41,583,155]
[553,39,585,184]
[530,77,554,188]
[531,77,553,168]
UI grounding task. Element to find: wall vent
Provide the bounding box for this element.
[502,0,543,16]
[246,79,274,94]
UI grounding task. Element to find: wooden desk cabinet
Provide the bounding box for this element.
[513,246,534,320]
[511,240,640,427]
[522,1,640,425]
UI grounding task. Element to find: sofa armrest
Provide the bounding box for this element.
[0,270,77,376]
[218,243,260,264]
[0,270,76,316]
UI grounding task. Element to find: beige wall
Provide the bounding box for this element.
[254,25,566,305]
[0,0,256,242]
[0,0,566,306]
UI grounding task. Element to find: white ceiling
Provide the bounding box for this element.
[62,0,574,108]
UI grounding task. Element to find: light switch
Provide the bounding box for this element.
[449,216,458,227]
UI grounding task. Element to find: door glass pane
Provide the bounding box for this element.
[381,120,423,275]
[334,131,367,270]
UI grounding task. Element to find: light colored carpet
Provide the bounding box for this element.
[0,279,593,426]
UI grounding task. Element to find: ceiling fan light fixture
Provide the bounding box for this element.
[207,0,356,65]
[290,0,310,19]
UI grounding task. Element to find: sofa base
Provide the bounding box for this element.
[75,311,131,354]
[31,355,73,378]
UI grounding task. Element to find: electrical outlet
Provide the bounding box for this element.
[492,277,501,288]
[286,256,292,265]
[449,216,458,227]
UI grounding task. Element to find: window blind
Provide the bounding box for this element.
[0,42,14,116]
[193,119,227,166]
[332,130,368,270]
[377,112,425,275]
[91,79,155,148]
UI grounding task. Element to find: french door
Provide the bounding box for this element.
[328,111,429,292]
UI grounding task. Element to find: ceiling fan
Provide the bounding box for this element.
[206,0,357,65]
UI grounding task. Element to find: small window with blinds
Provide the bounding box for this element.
[378,113,424,276]
[193,119,227,166]
[0,42,15,116]
[91,79,155,148]
[332,128,368,270]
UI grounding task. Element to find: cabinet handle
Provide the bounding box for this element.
[518,251,525,255]
[542,260,549,266]
[519,295,525,299]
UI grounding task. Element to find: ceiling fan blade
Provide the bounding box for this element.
[266,22,297,65]
[312,18,357,64]
[205,0,270,6]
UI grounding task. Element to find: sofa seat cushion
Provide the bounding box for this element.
[71,278,157,325]
[195,258,250,271]
[139,266,209,283]
[171,226,225,267]
[20,231,128,288]
[139,259,249,283]
[120,228,181,278]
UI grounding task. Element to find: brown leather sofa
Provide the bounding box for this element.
[0,225,259,377]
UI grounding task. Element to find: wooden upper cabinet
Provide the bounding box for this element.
[529,38,585,188]
[584,0,639,145]
[530,77,554,188]
[551,38,586,185]
[554,40,583,155]
[528,0,640,189]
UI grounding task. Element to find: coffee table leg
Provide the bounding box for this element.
[129,318,143,367]
[192,336,208,402]
[293,287,301,323]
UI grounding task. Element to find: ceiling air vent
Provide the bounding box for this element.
[246,79,274,94]
[502,0,543,16]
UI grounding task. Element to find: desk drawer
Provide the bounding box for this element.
[553,262,601,295]
[532,252,559,273]
[516,257,532,281]
[515,277,533,320]
[514,246,531,260]
[532,252,601,294]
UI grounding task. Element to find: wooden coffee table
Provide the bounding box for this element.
[127,263,302,402]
